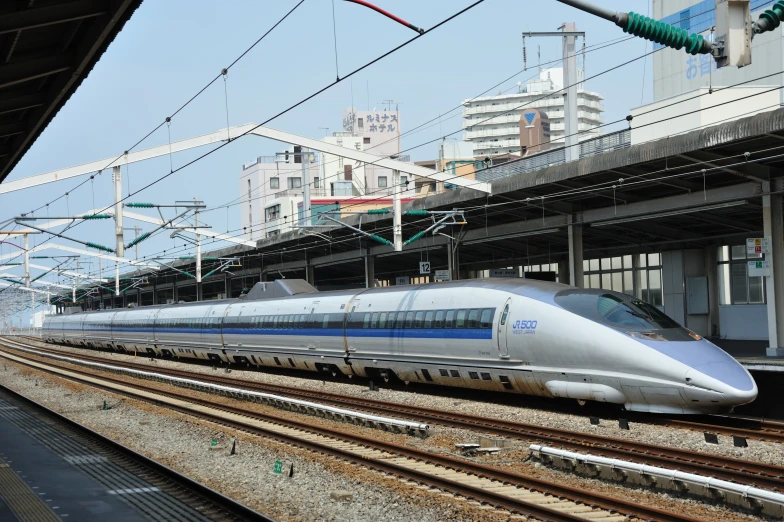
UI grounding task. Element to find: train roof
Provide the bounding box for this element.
[50,278,573,318]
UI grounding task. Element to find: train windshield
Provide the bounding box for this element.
[555,289,697,341]
[597,294,680,330]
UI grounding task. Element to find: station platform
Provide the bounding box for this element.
[712,339,784,372]
[0,391,212,522]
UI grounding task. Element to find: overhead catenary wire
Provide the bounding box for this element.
[0,1,488,298]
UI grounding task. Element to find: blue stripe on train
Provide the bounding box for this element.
[55,326,493,340]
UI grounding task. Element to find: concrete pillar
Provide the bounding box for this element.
[172,281,178,304]
[764,179,784,355]
[364,253,375,288]
[567,220,584,288]
[557,259,569,283]
[224,274,231,299]
[305,260,315,286]
[448,240,460,281]
[152,283,157,305]
[704,246,720,338]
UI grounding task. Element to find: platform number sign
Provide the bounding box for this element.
[419,261,431,275]
[274,460,283,474]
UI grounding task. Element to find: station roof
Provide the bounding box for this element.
[0,0,144,183]
[79,106,784,297]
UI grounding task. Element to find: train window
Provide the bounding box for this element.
[378,312,387,328]
[499,376,514,390]
[424,311,434,328]
[300,314,307,326]
[450,370,460,378]
[434,310,444,328]
[421,369,433,382]
[394,312,405,329]
[598,294,681,330]
[467,309,480,328]
[469,371,479,380]
[444,310,455,328]
[405,311,414,328]
[481,372,492,381]
[500,304,509,325]
[322,315,329,328]
[439,369,449,377]
[363,313,371,329]
[414,311,424,328]
[370,313,379,328]
[455,310,467,328]
[480,309,493,328]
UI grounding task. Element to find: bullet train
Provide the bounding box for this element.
[41,278,757,414]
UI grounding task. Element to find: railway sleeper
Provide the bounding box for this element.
[531,445,784,517]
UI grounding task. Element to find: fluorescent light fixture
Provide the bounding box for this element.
[464,228,561,246]
[591,201,748,228]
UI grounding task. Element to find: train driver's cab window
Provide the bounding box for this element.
[598,294,679,330]
[500,304,509,325]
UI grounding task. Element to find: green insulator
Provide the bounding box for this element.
[126,202,155,208]
[126,232,151,248]
[760,1,784,32]
[366,208,390,215]
[86,242,114,253]
[30,256,49,259]
[178,256,195,260]
[368,234,392,246]
[404,209,429,216]
[624,11,706,55]
[81,214,112,220]
[203,257,220,261]
[404,231,426,245]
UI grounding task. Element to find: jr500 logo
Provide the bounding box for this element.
[511,320,537,335]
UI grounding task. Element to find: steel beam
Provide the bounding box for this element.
[0,0,106,35]
[0,123,491,196]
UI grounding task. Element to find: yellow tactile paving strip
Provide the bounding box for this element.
[0,463,59,522]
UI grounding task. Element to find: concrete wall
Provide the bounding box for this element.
[719,305,769,340]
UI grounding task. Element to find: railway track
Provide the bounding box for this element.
[0,340,701,522]
[18,336,784,445]
[0,381,273,522]
[7,337,784,493]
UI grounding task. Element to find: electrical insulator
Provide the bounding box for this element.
[621,12,711,55]
[756,1,784,34]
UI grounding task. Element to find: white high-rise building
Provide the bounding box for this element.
[462,68,605,157]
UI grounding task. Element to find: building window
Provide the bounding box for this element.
[267,230,279,238]
[270,177,279,189]
[363,137,370,144]
[314,177,320,188]
[378,176,387,188]
[401,175,408,186]
[582,254,663,308]
[265,204,281,222]
[288,177,302,189]
[357,118,363,129]
[718,245,766,305]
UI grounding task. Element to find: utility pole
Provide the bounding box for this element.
[561,23,579,163]
[23,234,29,288]
[301,148,312,227]
[195,203,202,301]
[112,166,124,297]
[392,169,402,252]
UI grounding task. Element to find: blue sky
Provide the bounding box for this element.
[2,0,651,316]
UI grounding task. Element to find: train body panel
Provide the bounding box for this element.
[41,278,758,414]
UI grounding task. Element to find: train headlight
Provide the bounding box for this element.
[686,330,702,341]
[626,331,668,341]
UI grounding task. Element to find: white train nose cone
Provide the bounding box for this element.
[690,360,758,405]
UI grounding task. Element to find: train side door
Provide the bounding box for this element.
[346,300,361,353]
[497,299,511,358]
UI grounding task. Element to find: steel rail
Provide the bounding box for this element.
[11,337,784,490]
[0,343,701,522]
